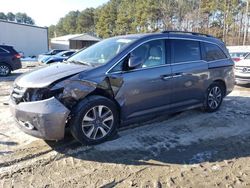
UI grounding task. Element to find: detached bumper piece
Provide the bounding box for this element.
[10,97,70,140]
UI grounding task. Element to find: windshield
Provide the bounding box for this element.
[68,37,136,65]
[45,50,54,55]
[56,51,69,57]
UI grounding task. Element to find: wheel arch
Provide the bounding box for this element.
[0,61,11,68]
[212,79,226,96]
[86,88,121,117]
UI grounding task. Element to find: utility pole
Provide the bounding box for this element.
[243,0,249,45]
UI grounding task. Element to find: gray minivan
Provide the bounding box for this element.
[10,31,235,145]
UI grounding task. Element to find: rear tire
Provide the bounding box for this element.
[203,82,224,112]
[69,95,119,145]
[0,63,11,76]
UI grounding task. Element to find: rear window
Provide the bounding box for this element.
[0,48,7,53]
[0,46,17,54]
[172,40,201,63]
[203,43,227,61]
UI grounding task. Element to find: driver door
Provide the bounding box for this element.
[108,39,173,120]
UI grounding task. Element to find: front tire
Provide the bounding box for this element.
[203,82,224,112]
[70,95,119,145]
[0,63,11,76]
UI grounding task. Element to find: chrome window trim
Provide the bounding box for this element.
[206,58,231,63]
[171,60,207,65]
[172,58,231,65]
[106,36,228,75]
[108,63,171,75]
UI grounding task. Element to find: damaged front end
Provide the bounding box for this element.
[10,73,122,140]
[10,97,70,140]
[10,83,72,140]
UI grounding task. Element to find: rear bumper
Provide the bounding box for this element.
[10,97,70,140]
[11,59,22,70]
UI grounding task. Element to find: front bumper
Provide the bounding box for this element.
[235,78,250,84]
[235,74,250,85]
[10,97,70,140]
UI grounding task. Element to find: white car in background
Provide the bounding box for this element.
[235,53,250,85]
[230,51,249,62]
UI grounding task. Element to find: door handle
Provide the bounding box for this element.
[161,75,172,80]
[172,73,183,78]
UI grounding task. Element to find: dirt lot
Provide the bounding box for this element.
[1,64,250,188]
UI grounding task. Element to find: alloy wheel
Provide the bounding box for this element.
[0,65,10,76]
[81,105,114,140]
[208,86,222,109]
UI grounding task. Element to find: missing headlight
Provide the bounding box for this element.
[25,88,64,102]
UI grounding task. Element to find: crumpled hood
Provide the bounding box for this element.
[15,62,91,88]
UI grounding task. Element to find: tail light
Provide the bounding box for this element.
[232,58,241,62]
[14,54,21,59]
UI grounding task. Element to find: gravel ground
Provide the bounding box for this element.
[0,64,250,188]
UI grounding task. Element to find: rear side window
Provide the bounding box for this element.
[172,40,201,63]
[203,43,227,61]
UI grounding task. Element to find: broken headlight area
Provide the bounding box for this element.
[28,88,64,101]
[11,78,99,109]
[11,86,64,104]
[11,84,27,104]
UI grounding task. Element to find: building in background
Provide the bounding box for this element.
[0,20,48,57]
[51,34,100,50]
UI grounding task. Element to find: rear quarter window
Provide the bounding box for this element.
[172,40,201,63]
[203,43,227,61]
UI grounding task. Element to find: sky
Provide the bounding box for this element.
[0,0,109,27]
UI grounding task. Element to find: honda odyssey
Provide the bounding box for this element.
[10,31,235,145]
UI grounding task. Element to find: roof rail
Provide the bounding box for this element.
[161,30,213,38]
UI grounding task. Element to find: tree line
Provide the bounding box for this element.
[0,12,35,25]
[49,0,250,45]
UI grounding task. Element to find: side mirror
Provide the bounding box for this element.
[128,55,143,68]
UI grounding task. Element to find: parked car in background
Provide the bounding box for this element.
[43,50,76,64]
[229,51,249,62]
[235,53,250,85]
[0,45,22,76]
[38,49,65,63]
[10,31,235,145]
